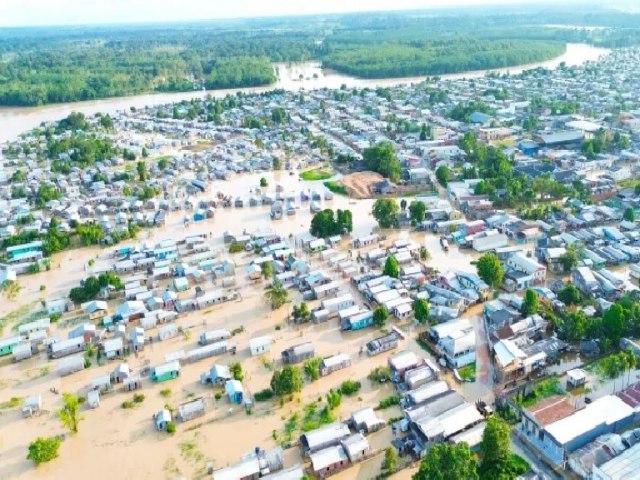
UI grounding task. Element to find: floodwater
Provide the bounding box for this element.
[0,43,610,143]
[0,164,485,479]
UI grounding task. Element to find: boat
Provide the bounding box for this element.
[440,236,449,251]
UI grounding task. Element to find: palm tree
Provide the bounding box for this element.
[264,278,288,310]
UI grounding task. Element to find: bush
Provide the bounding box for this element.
[159,388,171,398]
[166,421,176,434]
[50,313,62,323]
[339,380,361,396]
[214,392,223,401]
[133,393,145,403]
[376,394,401,410]
[323,181,348,195]
[121,400,135,409]
[368,366,392,383]
[27,436,61,465]
[229,243,244,254]
[254,389,275,401]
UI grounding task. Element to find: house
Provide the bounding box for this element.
[57,355,85,376]
[281,342,314,364]
[177,397,206,422]
[310,445,349,478]
[6,240,43,263]
[319,353,352,376]
[350,407,385,433]
[249,335,272,356]
[506,253,546,284]
[49,336,85,359]
[201,364,232,385]
[341,433,370,463]
[405,364,439,390]
[150,360,181,382]
[154,409,172,430]
[0,335,23,356]
[592,442,640,480]
[524,395,635,465]
[213,447,285,480]
[12,342,33,362]
[341,310,374,331]
[572,267,601,298]
[101,337,124,359]
[199,329,231,346]
[225,379,244,404]
[428,318,476,368]
[366,332,399,355]
[300,422,351,455]
[388,350,422,381]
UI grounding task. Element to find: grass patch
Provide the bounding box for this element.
[458,363,476,382]
[0,303,33,335]
[300,168,332,181]
[179,439,205,463]
[515,377,565,408]
[0,396,22,409]
[323,180,347,195]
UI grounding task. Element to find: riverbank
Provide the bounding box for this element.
[0,43,610,144]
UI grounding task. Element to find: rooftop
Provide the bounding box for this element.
[526,395,575,426]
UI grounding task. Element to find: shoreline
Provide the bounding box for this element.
[0,43,610,144]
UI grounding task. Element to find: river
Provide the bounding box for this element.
[0,43,610,144]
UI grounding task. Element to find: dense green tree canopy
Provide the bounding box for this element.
[372,199,399,229]
[413,442,478,480]
[363,142,401,183]
[476,253,504,289]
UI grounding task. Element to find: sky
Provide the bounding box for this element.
[0,0,602,28]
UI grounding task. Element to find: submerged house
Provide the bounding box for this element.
[150,360,181,382]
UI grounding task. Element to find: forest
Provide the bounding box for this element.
[0,6,639,106]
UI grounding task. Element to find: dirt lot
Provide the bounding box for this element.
[340,171,384,199]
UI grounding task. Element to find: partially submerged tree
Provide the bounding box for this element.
[58,393,83,434]
[383,255,400,278]
[414,299,430,324]
[264,278,288,310]
[476,253,504,289]
[27,436,61,466]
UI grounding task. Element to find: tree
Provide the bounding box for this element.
[414,299,430,324]
[363,142,401,182]
[400,199,408,211]
[372,199,399,229]
[58,393,82,434]
[271,107,286,124]
[521,289,539,316]
[326,389,342,410]
[624,207,635,222]
[478,416,514,480]
[229,362,244,381]
[292,302,310,323]
[270,366,302,396]
[260,177,268,188]
[373,305,389,328]
[262,261,274,279]
[303,357,322,381]
[141,147,149,158]
[1,280,21,300]
[99,114,114,130]
[136,161,146,181]
[382,447,398,475]
[264,278,288,310]
[383,256,400,278]
[558,285,581,306]
[602,304,624,348]
[419,123,428,141]
[435,165,450,187]
[157,157,168,170]
[27,437,61,466]
[409,200,426,224]
[413,442,478,480]
[559,247,579,272]
[310,209,352,238]
[476,253,503,289]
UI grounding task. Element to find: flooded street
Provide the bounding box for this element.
[0,43,609,143]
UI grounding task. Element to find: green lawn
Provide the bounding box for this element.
[458,362,476,382]
[300,168,332,181]
[323,181,347,195]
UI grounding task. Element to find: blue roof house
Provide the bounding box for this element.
[225,380,244,404]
